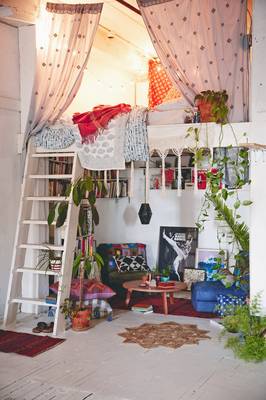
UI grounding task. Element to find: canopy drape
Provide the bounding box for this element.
[138,0,249,122]
[25,2,103,144]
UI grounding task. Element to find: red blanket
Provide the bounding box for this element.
[73,104,131,143]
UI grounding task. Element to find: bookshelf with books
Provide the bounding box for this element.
[89,170,129,199]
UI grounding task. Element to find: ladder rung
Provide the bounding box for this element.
[19,244,64,251]
[32,152,75,158]
[11,297,58,307]
[16,267,61,276]
[26,196,67,201]
[29,174,73,180]
[22,220,67,226]
[23,220,50,225]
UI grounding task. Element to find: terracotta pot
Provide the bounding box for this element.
[197,100,213,122]
[71,309,91,331]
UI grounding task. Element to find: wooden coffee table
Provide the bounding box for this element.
[123,280,187,315]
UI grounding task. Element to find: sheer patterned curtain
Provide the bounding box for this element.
[138,0,249,122]
[25,2,103,143]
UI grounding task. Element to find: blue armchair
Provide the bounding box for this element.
[191,280,248,313]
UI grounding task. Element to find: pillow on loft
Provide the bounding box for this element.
[116,255,150,273]
[50,279,116,300]
[154,97,191,111]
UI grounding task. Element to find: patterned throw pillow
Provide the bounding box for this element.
[116,255,150,273]
[216,294,246,317]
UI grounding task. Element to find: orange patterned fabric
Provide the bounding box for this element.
[148,59,180,109]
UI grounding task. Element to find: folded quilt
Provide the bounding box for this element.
[73,103,131,143]
[34,123,77,149]
[124,106,149,162]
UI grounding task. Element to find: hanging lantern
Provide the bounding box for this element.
[138,203,152,224]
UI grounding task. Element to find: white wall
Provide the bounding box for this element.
[249,0,266,313]
[0,22,21,316]
[94,169,250,269]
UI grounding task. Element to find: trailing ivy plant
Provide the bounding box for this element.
[195,90,229,125]
[186,124,251,280]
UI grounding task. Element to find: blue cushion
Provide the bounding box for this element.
[216,294,246,316]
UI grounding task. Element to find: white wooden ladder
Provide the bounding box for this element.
[3,142,83,336]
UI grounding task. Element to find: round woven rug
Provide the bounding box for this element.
[118,322,210,349]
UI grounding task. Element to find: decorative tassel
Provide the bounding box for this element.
[172,148,183,197]
[116,170,120,198]
[194,160,198,193]
[145,160,149,203]
[104,170,107,189]
[177,153,182,197]
[162,156,166,192]
[129,161,134,198]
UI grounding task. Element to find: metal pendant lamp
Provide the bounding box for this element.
[138,161,152,224]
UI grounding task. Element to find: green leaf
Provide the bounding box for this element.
[234,200,241,209]
[242,200,253,206]
[221,189,228,201]
[47,203,56,225]
[91,204,99,226]
[65,184,72,197]
[73,253,82,277]
[88,191,96,205]
[84,258,92,275]
[72,184,80,206]
[56,202,68,228]
[94,252,104,268]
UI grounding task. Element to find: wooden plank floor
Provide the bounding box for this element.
[1,311,266,400]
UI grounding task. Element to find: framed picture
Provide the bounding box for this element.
[183,268,205,290]
[195,248,227,281]
[158,226,198,281]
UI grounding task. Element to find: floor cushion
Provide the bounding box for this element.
[50,279,116,300]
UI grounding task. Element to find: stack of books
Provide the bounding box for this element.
[157,281,176,289]
[131,303,153,314]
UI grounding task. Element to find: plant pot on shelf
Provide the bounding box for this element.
[197,100,213,122]
[71,308,91,331]
[160,276,170,282]
[50,257,62,272]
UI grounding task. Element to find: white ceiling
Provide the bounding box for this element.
[63,0,156,59]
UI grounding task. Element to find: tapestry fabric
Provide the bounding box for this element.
[148,59,181,108]
[102,243,147,258]
[73,103,131,143]
[25,2,102,144]
[138,0,249,122]
[74,114,128,170]
[116,255,150,273]
[124,106,149,162]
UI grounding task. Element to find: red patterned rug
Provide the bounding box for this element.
[110,295,216,319]
[0,330,65,357]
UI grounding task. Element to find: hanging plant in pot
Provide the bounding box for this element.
[194,90,229,124]
[48,174,105,331]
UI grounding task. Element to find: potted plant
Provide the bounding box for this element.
[35,246,62,273]
[48,174,105,331]
[221,296,266,362]
[194,90,229,124]
[160,266,171,282]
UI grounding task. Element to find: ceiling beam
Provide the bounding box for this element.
[115,0,141,16]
